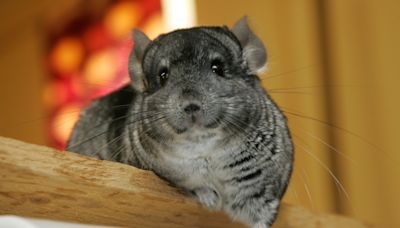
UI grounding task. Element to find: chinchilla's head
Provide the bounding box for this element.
[129,17,268,142]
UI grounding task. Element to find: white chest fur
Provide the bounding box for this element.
[160,128,229,190]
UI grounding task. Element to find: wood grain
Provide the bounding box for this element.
[0,137,373,227]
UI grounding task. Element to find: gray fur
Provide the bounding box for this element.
[67,17,293,228]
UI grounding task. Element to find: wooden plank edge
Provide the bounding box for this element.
[0,136,374,228]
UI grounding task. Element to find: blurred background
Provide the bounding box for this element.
[0,0,399,227]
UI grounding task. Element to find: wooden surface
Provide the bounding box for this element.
[0,136,373,228]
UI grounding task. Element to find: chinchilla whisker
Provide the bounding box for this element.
[69,82,137,93]
[223,114,248,133]
[91,109,166,131]
[222,115,247,136]
[296,169,315,210]
[219,118,242,139]
[230,116,296,175]
[135,116,171,147]
[290,125,358,165]
[301,168,316,208]
[267,84,363,91]
[294,136,351,201]
[109,143,126,161]
[280,108,392,160]
[259,63,319,81]
[280,106,397,175]
[224,115,290,171]
[301,168,315,209]
[128,112,167,129]
[107,114,169,156]
[139,124,169,146]
[292,186,301,205]
[56,108,159,130]
[269,91,314,95]
[67,130,108,150]
[13,111,84,131]
[226,112,296,170]
[11,103,162,131]
[89,133,126,157]
[217,113,250,140]
[85,114,168,157]
[67,112,166,149]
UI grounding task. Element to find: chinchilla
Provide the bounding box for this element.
[67,17,294,228]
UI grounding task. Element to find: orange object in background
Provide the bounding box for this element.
[51,104,81,143]
[44,0,162,149]
[104,1,141,39]
[83,49,118,87]
[50,37,84,75]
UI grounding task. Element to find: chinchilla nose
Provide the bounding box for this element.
[181,88,202,115]
[183,103,201,114]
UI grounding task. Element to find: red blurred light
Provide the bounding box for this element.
[46,0,162,149]
[83,24,112,52]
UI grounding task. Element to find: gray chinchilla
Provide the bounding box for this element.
[67,17,294,228]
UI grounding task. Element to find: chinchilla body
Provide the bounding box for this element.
[67,17,293,228]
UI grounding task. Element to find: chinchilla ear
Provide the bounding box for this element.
[129,29,151,92]
[232,16,267,74]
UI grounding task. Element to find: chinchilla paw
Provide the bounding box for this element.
[193,187,221,210]
[252,221,269,228]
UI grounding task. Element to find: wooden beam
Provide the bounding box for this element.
[0,137,373,228]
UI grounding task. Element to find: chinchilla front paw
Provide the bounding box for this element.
[192,187,221,210]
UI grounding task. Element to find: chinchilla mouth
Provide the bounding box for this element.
[172,115,224,134]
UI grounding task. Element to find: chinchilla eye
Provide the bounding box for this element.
[158,67,169,86]
[211,59,224,77]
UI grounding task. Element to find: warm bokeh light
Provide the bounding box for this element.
[42,81,68,108]
[45,0,162,149]
[50,37,84,75]
[104,1,141,39]
[83,49,118,87]
[142,12,165,39]
[51,104,81,143]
